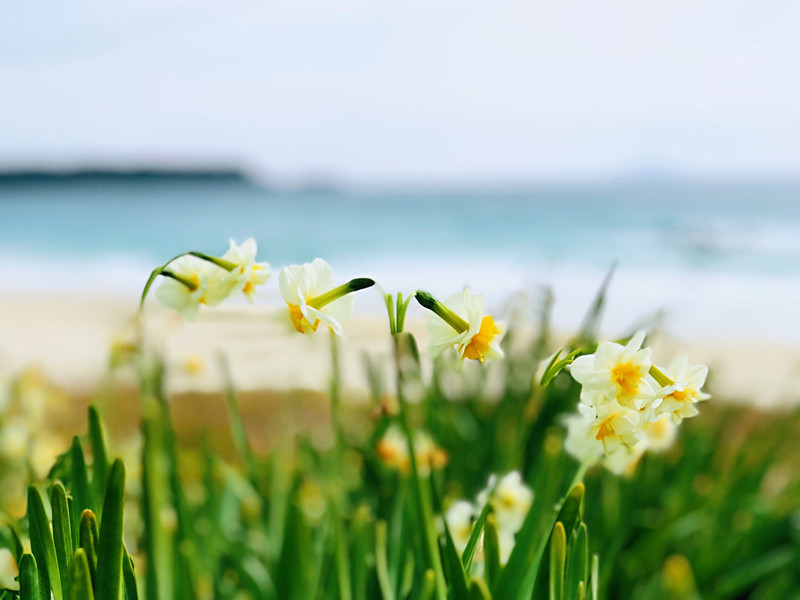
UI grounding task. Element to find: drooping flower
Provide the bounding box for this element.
[208,237,270,303]
[279,259,373,336]
[416,289,504,363]
[652,355,710,423]
[570,331,657,410]
[154,255,216,320]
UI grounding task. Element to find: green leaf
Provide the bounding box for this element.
[439,522,469,600]
[6,525,23,566]
[468,577,492,600]
[565,523,589,598]
[419,569,436,600]
[88,406,110,519]
[70,437,93,529]
[19,554,45,600]
[555,484,584,537]
[27,486,63,600]
[123,549,139,600]
[351,506,372,600]
[549,522,566,600]
[539,349,587,387]
[68,549,95,600]
[219,352,260,488]
[79,510,99,589]
[50,483,74,597]
[492,471,584,600]
[483,515,501,590]
[375,521,396,600]
[462,497,492,573]
[96,460,125,600]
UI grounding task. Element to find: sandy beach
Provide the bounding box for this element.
[2,293,799,410]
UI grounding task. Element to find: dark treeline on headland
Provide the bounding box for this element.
[0,167,257,189]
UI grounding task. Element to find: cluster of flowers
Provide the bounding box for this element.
[564,332,710,474]
[152,239,506,362]
[375,424,449,475]
[445,471,533,566]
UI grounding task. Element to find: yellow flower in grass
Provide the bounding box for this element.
[375,424,448,475]
[279,258,373,336]
[652,355,710,423]
[570,331,657,410]
[416,289,504,363]
[155,255,215,320]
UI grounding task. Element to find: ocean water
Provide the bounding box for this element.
[2,179,800,340]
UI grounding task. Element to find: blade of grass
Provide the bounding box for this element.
[27,486,63,600]
[79,510,99,589]
[68,549,95,600]
[375,521,396,600]
[96,460,125,600]
[123,549,139,600]
[50,483,73,597]
[88,406,110,519]
[549,522,566,600]
[19,554,46,600]
[70,437,93,531]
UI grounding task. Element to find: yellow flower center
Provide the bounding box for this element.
[594,415,616,442]
[463,315,501,362]
[288,303,320,334]
[610,361,644,402]
[665,387,694,404]
[645,417,670,440]
[498,490,517,510]
[243,280,255,296]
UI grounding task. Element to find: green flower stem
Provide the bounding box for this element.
[392,334,447,600]
[188,251,238,272]
[160,270,198,291]
[649,365,675,387]
[414,291,469,333]
[309,278,375,309]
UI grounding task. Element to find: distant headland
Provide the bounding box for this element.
[0,167,257,187]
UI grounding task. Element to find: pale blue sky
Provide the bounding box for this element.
[1,1,798,185]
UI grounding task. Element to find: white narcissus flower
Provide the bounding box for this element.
[569,331,657,410]
[445,500,476,555]
[563,406,604,466]
[423,289,504,363]
[590,400,643,455]
[155,255,216,320]
[208,237,270,303]
[564,400,643,459]
[475,471,533,564]
[652,355,710,423]
[279,259,356,336]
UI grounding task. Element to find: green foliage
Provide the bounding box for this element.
[12,408,137,600]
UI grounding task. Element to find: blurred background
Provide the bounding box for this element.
[2,0,800,404]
